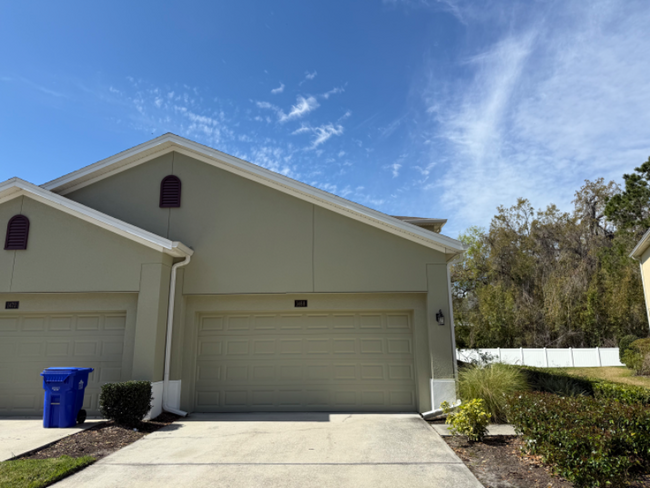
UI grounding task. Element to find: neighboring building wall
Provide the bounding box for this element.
[640,247,650,328]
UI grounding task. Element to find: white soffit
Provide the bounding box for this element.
[0,178,192,258]
[41,133,466,256]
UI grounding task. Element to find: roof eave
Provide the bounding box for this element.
[0,178,192,258]
[630,228,650,259]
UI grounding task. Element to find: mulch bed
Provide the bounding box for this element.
[445,435,650,488]
[445,435,573,488]
[17,413,179,462]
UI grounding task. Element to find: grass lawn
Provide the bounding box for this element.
[554,366,650,388]
[0,456,94,488]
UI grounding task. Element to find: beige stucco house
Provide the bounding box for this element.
[0,133,465,418]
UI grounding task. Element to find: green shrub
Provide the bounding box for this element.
[457,363,528,423]
[619,335,638,362]
[506,391,650,487]
[99,381,153,427]
[522,367,593,396]
[622,338,650,375]
[442,398,491,442]
[593,380,650,405]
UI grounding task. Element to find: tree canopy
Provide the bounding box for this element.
[452,170,650,348]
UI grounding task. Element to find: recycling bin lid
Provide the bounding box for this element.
[41,367,94,373]
[41,370,73,382]
[41,367,94,382]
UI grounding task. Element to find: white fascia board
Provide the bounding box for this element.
[630,228,650,259]
[0,178,192,258]
[41,134,466,256]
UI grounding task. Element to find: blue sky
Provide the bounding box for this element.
[2,0,650,237]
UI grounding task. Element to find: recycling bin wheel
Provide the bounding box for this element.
[77,409,87,425]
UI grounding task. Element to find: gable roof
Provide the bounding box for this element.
[0,178,193,258]
[42,133,465,258]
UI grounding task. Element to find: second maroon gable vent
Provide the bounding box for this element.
[160,175,181,208]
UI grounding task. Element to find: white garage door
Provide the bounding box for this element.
[0,312,126,416]
[194,311,416,412]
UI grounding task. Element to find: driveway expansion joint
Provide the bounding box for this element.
[101,461,466,466]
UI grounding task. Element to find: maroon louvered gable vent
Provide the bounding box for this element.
[160,175,181,208]
[4,215,30,250]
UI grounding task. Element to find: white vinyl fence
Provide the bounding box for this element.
[457,348,624,368]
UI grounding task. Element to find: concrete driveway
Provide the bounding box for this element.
[0,418,102,461]
[55,413,482,488]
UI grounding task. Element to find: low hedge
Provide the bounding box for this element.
[592,380,650,405]
[99,381,153,427]
[507,391,650,487]
[521,367,650,405]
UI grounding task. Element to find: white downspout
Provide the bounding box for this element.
[162,255,191,417]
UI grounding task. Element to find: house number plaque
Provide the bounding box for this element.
[294,300,308,308]
[5,301,19,310]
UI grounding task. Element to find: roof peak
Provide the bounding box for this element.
[40,134,464,257]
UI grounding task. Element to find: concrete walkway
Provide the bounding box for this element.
[55,413,483,488]
[0,418,102,461]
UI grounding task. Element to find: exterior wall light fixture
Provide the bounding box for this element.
[436,309,445,326]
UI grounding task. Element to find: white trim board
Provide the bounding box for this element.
[0,178,193,258]
[41,133,466,257]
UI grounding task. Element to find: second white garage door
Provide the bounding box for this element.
[194,311,416,412]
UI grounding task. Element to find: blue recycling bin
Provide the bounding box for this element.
[41,367,94,428]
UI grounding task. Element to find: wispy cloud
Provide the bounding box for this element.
[311,123,343,147]
[299,71,318,85]
[291,122,344,148]
[255,95,319,122]
[321,86,344,99]
[4,76,68,98]
[256,101,277,110]
[278,95,319,123]
[416,0,650,233]
[271,83,285,94]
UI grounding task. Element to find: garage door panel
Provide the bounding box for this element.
[198,339,223,356]
[0,311,126,416]
[200,316,224,331]
[0,318,19,331]
[194,310,416,412]
[77,316,100,331]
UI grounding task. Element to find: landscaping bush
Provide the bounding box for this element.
[506,391,650,487]
[441,398,491,442]
[99,381,153,427]
[592,380,650,405]
[619,334,638,363]
[458,363,528,423]
[622,338,650,375]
